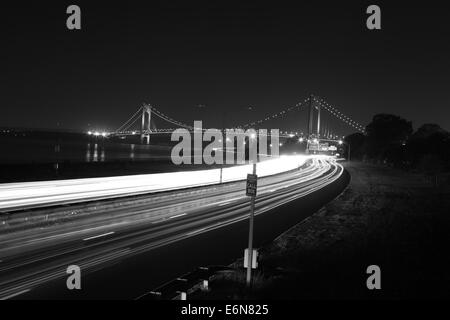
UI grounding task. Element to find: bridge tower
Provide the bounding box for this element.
[306,95,321,153]
[141,104,152,144]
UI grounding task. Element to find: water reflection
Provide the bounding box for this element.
[100,148,105,162]
[130,144,135,160]
[86,143,103,162]
[86,143,91,162]
[93,143,98,162]
[0,136,170,164]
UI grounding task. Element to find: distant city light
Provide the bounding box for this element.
[94,132,100,136]
[299,137,304,143]
[338,140,343,145]
[87,131,92,135]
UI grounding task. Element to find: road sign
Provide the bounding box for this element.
[246,174,257,197]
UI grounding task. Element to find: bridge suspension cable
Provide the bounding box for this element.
[314,97,365,133]
[150,106,194,130]
[238,96,311,129]
[115,107,143,132]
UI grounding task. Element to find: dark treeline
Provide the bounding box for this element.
[345,114,450,179]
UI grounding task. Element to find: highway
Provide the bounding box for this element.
[0,155,344,299]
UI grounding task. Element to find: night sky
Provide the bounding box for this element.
[2,1,450,134]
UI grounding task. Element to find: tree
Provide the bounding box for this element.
[417,154,444,187]
[407,124,450,170]
[412,124,447,140]
[364,114,413,162]
[344,132,365,160]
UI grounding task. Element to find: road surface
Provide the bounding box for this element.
[0,156,344,299]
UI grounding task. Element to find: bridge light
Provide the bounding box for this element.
[313,139,318,144]
[250,133,256,139]
[279,143,283,147]
[94,131,100,136]
[298,137,304,143]
[338,140,343,145]
[132,131,136,135]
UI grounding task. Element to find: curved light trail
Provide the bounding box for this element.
[0,155,343,299]
[0,155,312,211]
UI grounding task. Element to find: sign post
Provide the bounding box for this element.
[246,172,257,197]
[246,164,257,286]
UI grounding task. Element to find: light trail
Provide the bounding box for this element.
[0,155,344,300]
[0,155,313,211]
[82,232,115,241]
[168,213,187,220]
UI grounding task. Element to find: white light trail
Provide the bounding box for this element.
[0,155,333,211]
[82,232,115,241]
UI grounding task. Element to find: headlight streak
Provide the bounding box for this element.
[0,156,313,211]
[0,156,343,300]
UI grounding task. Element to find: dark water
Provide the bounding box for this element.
[0,136,172,164]
[0,133,230,182]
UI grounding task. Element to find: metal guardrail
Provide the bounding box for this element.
[135,265,234,300]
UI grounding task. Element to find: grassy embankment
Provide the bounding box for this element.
[195,162,450,299]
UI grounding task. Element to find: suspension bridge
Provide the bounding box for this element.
[106,95,365,152]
